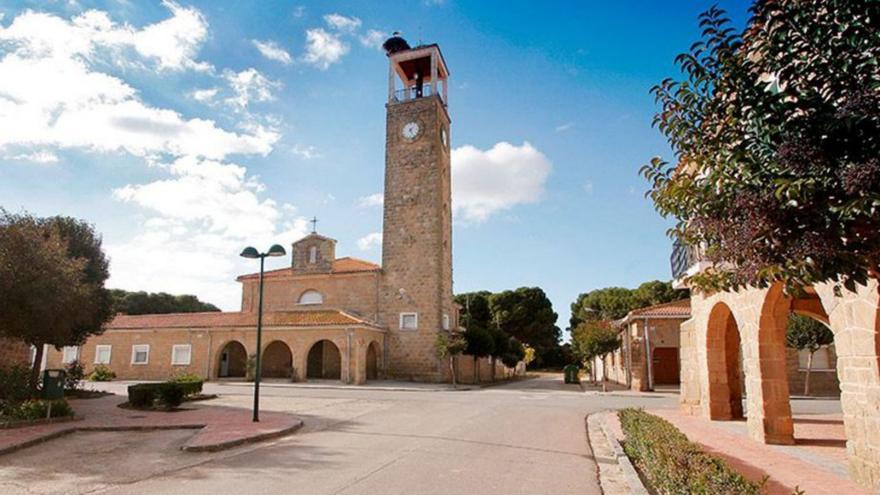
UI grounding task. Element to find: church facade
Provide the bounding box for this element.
[45,39,465,384]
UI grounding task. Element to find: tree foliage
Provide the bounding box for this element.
[0,211,114,383]
[571,320,621,364]
[641,2,880,292]
[786,314,834,353]
[109,289,220,315]
[569,280,685,328]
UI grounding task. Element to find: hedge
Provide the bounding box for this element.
[127,379,202,410]
[1,399,74,421]
[618,408,761,495]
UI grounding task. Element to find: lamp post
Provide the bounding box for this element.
[240,244,286,422]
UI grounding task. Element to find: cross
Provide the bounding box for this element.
[310,216,318,233]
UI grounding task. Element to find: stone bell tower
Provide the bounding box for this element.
[379,34,454,381]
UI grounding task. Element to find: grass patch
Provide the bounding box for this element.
[618,408,762,494]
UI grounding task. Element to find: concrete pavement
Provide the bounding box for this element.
[0,374,679,495]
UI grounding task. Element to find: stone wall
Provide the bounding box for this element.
[785,347,840,397]
[240,272,380,321]
[454,354,523,385]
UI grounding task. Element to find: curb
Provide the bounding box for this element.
[217,381,472,393]
[592,412,650,495]
[0,414,84,430]
[182,419,304,452]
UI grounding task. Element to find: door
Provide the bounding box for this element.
[652,347,680,385]
[220,350,229,377]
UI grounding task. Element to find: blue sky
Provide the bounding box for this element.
[0,0,751,333]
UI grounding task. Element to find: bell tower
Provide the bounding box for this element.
[379,35,454,381]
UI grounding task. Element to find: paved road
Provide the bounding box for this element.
[0,374,680,495]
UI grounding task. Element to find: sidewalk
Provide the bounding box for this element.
[599,408,869,495]
[0,394,302,455]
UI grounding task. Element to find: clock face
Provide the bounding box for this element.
[402,121,420,140]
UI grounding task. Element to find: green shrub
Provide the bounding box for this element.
[0,365,35,403]
[170,373,203,397]
[63,361,85,391]
[618,408,761,495]
[88,365,116,382]
[2,399,73,421]
[127,383,156,408]
[156,383,185,408]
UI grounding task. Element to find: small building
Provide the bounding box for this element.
[593,299,690,391]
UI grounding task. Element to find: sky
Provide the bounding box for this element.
[0,0,752,335]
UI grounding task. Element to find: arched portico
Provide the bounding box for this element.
[217,340,247,378]
[306,339,342,380]
[262,340,293,378]
[366,341,380,380]
[705,302,745,420]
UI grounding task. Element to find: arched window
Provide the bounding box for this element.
[308,246,318,264]
[299,290,323,305]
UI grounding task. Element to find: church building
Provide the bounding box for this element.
[45,37,464,384]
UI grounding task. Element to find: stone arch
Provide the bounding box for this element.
[262,340,293,378]
[366,340,380,380]
[306,339,341,380]
[706,302,745,420]
[217,340,247,378]
[753,283,795,444]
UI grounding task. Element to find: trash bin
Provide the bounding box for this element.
[563,364,580,384]
[41,369,66,400]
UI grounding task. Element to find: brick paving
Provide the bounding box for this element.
[0,394,302,455]
[602,408,869,495]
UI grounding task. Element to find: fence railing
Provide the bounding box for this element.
[393,85,443,103]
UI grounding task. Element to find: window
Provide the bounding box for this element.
[131,344,150,365]
[798,346,834,371]
[94,345,112,364]
[171,344,192,366]
[400,312,418,330]
[62,346,80,364]
[298,290,324,305]
[309,246,318,264]
[442,314,450,330]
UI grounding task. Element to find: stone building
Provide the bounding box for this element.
[672,243,880,489]
[0,337,30,370]
[594,299,689,391]
[44,37,494,384]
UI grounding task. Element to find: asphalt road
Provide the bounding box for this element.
[0,374,681,495]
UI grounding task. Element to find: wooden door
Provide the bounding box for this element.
[652,347,680,385]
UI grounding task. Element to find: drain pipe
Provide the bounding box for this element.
[644,317,654,391]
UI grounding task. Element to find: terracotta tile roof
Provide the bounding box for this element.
[106,309,381,330]
[236,257,380,281]
[627,299,691,319]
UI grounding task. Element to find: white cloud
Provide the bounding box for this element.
[190,87,219,102]
[451,142,551,222]
[5,150,59,163]
[130,1,210,71]
[252,39,292,65]
[323,14,361,32]
[223,68,279,109]
[302,28,348,69]
[292,144,321,159]
[357,232,382,251]
[358,193,384,208]
[359,29,386,49]
[555,122,574,132]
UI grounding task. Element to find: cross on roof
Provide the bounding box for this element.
[310,216,318,234]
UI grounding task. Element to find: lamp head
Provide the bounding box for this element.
[240,246,260,259]
[267,244,286,257]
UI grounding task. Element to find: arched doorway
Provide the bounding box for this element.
[306,340,341,380]
[706,303,745,420]
[218,341,247,378]
[366,341,379,380]
[262,341,293,378]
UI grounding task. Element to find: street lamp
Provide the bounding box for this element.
[240,243,286,422]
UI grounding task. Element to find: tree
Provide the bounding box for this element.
[487,327,511,382]
[501,337,526,377]
[641,2,880,292]
[0,211,114,387]
[463,325,494,383]
[786,314,834,395]
[109,289,220,315]
[571,320,621,391]
[435,332,467,388]
[488,287,561,366]
[455,291,493,330]
[570,281,685,328]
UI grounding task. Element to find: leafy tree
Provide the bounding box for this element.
[641,2,880,292]
[454,291,493,330]
[570,281,685,328]
[109,289,220,315]
[0,211,113,387]
[501,337,526,372]
[571,320,621,391]
[435,332,467,388]
[463,325,494,383]
[488,287,561,366]
[786,314,834,395]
